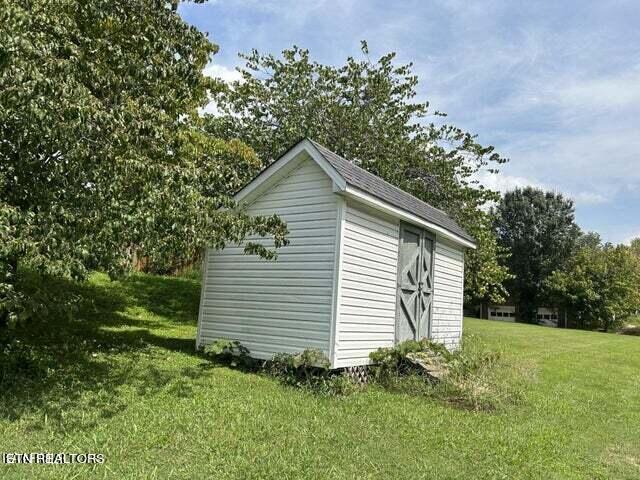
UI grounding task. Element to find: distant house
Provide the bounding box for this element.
[478,302,563,327]
[196,139,476,368]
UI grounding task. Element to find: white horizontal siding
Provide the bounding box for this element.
[197,158,337,360]
[334,200,399,367]
[431,237,465,349]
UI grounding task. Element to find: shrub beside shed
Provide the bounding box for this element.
[197,139,476,368]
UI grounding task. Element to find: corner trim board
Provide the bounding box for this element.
[195,248,209,349]
[328,195,346,368]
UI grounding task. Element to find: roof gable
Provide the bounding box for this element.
[233,139,345,205]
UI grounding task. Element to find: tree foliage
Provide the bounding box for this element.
[0,0,288,327]
[545,236,640,331]
[493,187,581,322]
[626,237,640,314]
[630,238,640,258]
[206,43,510,303]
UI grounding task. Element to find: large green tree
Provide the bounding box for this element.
[545,238,640,331]
[493,187,581,322]
[0,0,287,327]
[206,43,511,304]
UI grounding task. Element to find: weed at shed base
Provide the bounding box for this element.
[368,335,526,412]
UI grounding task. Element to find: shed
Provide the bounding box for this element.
[197,139,476,368]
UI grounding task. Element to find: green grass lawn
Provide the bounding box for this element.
[1,273,639,479]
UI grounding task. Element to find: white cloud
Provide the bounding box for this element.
[503,126,640,199]
[549,67,640,112]
[199,101,219,116]
[571,192,609,206]
[624,233,640,245]
[199,63,244,116]
[203,63,243,83]
[476,170,613,208]
[475,171,547,195]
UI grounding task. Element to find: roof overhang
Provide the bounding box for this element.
[341,186,477,250]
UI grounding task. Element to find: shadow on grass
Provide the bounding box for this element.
[0,271,208,426]
[118,273,201,325]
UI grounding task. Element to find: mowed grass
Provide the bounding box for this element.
[1,273,639,479]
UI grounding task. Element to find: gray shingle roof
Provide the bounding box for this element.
[309,140,475,245]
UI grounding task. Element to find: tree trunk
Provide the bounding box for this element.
[0,255,19,328]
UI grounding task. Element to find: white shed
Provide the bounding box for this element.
[197,139,476,368]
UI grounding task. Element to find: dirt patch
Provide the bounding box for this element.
[605,445,640,470]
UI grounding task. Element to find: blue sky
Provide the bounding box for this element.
[179,0,640,244]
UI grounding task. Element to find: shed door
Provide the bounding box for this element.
[396,223,434,342]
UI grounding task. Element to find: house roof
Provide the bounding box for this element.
[234,138,475,248]
[308,140,475,245]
